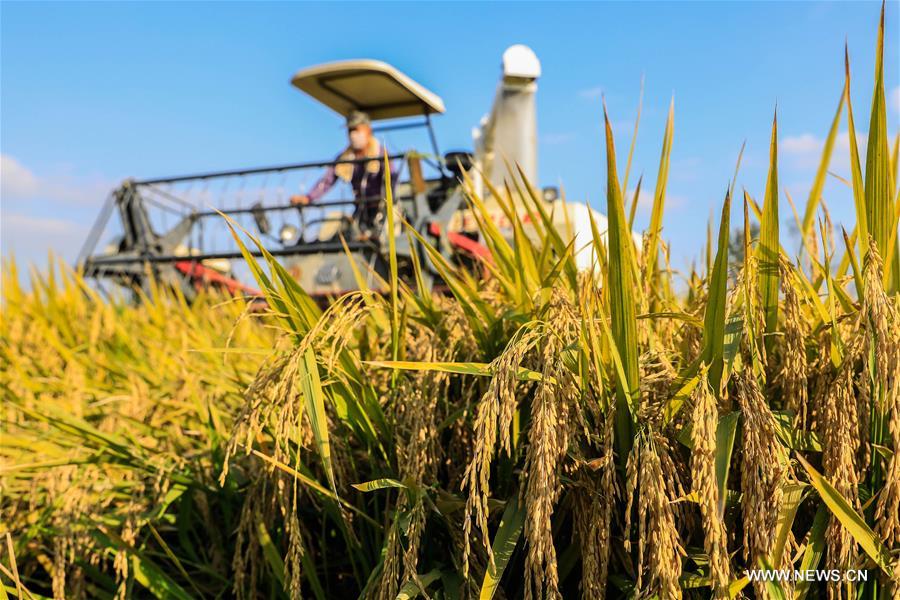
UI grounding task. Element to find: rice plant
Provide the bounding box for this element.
[1,5,899,599]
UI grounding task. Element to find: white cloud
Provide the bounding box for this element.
[625,185,687,212]
[891,85,900,114]
[579,86,604,100]
[1,154,114,267]
[780,130,866,172]
[1,212,88,263]
[2,212,80,235]
[1,153,112,208]
[782,133,821,156]
[1,154,39,197]
[626,185,654,208]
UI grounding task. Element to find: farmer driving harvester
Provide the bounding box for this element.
[81,47,621,301]
[290,109,396,240]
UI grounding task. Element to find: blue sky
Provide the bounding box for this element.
[2,1,898,276]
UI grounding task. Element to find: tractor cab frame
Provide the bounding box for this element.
[79,60,480,300]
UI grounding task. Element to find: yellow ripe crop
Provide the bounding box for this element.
[2,6,899,600]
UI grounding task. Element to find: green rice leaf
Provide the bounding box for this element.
[130,555,194,600]
[383,150,401,364]
[299,347,337,495]
[603,101,640,455]
[479,495,526,600]
[802,86,845,236]
[646,97,675,297]
[701,190,731,392]
[844,46,870,261]
[396,569,442,600]
[729,576,750,599]
[796,454,893,574]
[757,113,780,356]
[863,4,897,290]
[841,227,865,302]
[249,449,379,526]
[352,478,406,492]
[93,529,193,600]
[770,483,807,568]
[621,76,643,197]
[364,360,547,383]
[256,519,286,586]
[772,411,822,451]
[715,411,739,516]
[662,364,701,424]
[627,174,643,231]
[795,505,828,600]
[756,556,789,600]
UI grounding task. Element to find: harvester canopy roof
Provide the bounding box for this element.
[291,59,445,121]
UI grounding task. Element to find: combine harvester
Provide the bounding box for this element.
[78,46,611,299]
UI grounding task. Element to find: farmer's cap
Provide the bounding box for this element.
[346,110,371,129]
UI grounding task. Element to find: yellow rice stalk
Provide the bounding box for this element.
[690,372,730,599]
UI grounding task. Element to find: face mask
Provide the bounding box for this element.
[349,129,368,151]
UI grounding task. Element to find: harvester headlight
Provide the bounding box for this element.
[279,224,299,244]
[542,186,559,203]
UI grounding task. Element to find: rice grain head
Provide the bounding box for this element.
[819,349,863,599]
[735,369,789,598]
[862,241,900,548]
[624,432,685,600]
[778,257,810,426]
[690,371,731,599]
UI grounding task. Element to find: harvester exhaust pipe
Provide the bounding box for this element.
[472,44,541,196]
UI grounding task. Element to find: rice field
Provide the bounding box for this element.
[2,8,899,600]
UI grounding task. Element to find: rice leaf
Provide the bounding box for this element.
[645,96,675,295]
[729,577,750,599]
[770,483,807,568]
[129,555,194,600]
[384,150,401,365]
[701,190,731,392]
[299,347,336,495]
[757,112,780,357]
[844,46,870,260]
[352,478,406,492]
[715,411,739,516]
[249,449,379,526]
[722,312,744,381]
[396,569,442,600]
[364,360,547,383]
[801,86,845,236]
[662,366,701,424]
[603,101,640,454]
[621,75,644,197]
[795,505,828,600]
[841,227,864,301]
[627,174,643,231]
[796,454,893,574]
[863,4,897,290]
[256,519,286,586]
[772,411,822,452]
[759,557,791,600]
[479,495,526,600]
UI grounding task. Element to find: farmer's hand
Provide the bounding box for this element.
[290,194,311,206]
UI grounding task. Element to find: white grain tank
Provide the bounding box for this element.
[472,45,541,196]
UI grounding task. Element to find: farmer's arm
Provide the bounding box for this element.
[291,162,339,206]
